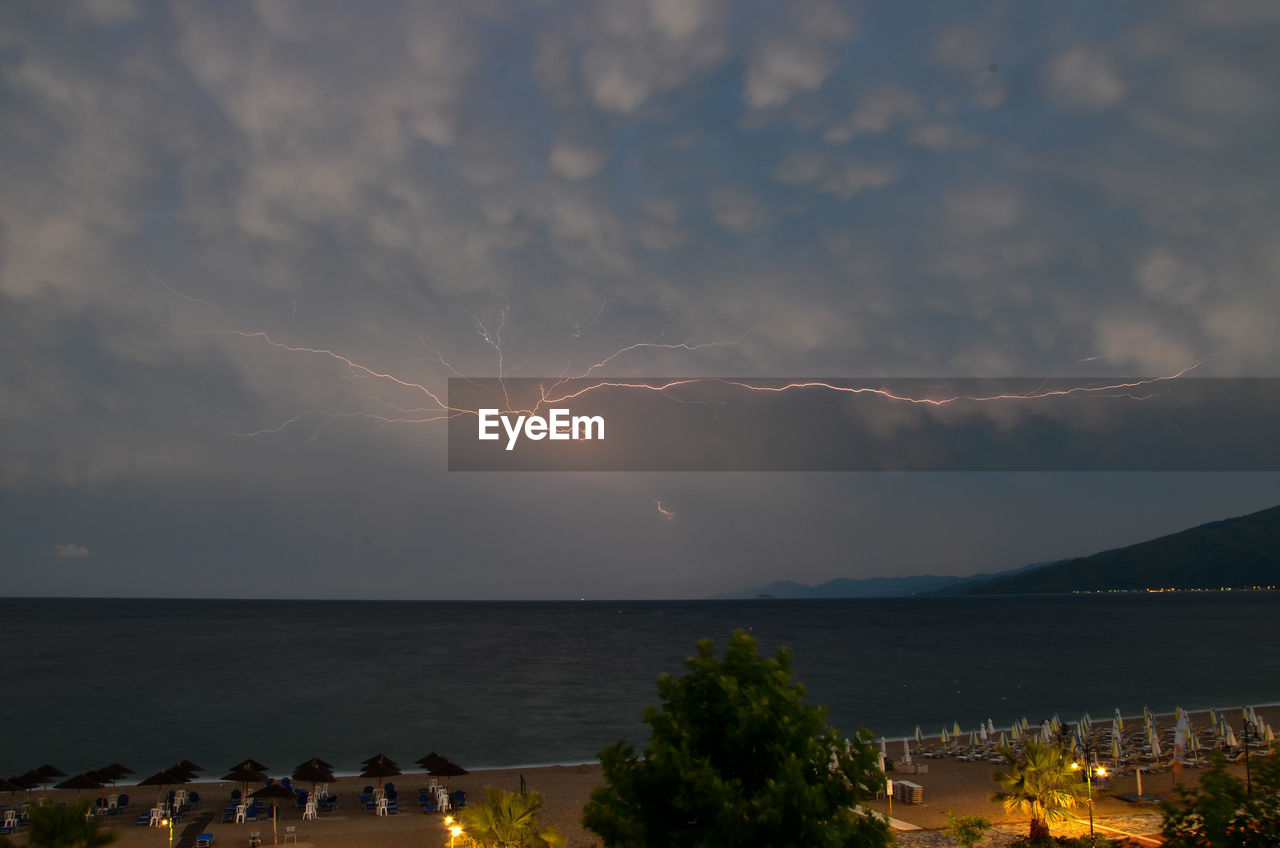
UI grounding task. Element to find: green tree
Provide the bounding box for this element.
[21,800,119,848]
[945,810,992,847]
[582,630,891,848]
[460,786,565,848]
[990,740,1087,842]
[1161,749,1280,847]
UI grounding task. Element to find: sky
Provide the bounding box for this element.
[2,0,1279,599]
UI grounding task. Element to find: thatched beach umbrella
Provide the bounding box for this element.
[359,754,401,795]
[426,756,468,789]
[54,772,103,800]
[416,752,447,771]
[223,765,270,802]
[15,768,53,796]
[251,782,296,845]
[96,761,134,793]
[0,774,20,808]
[10,770,43,801]
[295,756,334,772]
[168,763,200,782]
[292,759,335,802]
[232,758,270,773]
[137,768,188,808]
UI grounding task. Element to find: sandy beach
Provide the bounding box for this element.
[7,706,1275,847]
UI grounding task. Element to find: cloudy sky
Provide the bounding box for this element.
[3,0,1279,599]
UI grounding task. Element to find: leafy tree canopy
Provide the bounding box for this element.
[582,629,891,848]
[1161,748,1280,847]
[19,800,118,848]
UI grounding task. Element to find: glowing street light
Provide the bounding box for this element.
[1071,748,1106,846]
[159,816,174,848]
[449,824,464,847]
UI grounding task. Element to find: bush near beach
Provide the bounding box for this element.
[582,629,891,848]
[1161,748,1280,846]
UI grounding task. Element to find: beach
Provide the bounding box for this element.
[8,705,1274,847]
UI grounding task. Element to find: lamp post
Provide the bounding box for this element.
[1072,744,1106,846]
[1241,710,1252,796]
[159,816,174,848]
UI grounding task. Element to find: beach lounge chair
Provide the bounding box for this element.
[319,795,338,813]
[195,834,216,846]
[451,790,467,808]
[244,806,259,823]
[135,813,151,826]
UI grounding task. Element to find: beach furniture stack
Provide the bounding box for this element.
[893,779,924,805]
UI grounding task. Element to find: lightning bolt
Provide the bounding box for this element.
[159,277,1202,447]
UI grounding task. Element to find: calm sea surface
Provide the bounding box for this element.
[2,594,1277,778]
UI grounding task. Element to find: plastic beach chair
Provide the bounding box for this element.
[283,826,297,843]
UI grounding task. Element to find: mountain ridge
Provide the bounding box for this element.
[716,503,1280,598]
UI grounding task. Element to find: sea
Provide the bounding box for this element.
[2,593,1278,780]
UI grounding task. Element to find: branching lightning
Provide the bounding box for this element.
[162,281,1202,444]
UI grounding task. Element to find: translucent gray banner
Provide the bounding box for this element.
[447,377,1280,471]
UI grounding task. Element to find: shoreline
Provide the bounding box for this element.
[5,704,1274,847]
[71,702,1280,785]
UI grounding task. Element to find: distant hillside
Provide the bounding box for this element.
[964,503,1280,594]
[714,504,1280,599]
[716,574,963,599]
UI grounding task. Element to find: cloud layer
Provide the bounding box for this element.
[2,1,1278,597]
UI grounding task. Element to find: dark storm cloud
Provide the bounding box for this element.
[1,1,1278,597]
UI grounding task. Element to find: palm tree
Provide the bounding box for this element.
[990,740,1087,842]
[22,800,119,848]
[461,786,565,848]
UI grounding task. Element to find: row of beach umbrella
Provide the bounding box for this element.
[5,751,468,806]
[892,705,1273,766]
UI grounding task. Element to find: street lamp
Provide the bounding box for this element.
[449,824,464,847]
[1072,746,1106,846]
[1241,710,1252,796]
[159,816,173,848]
